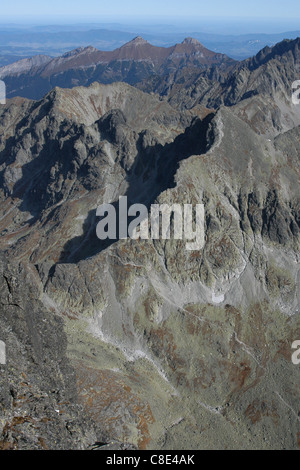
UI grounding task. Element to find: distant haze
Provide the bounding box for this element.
[0,0,300,33]
[0,22,299,65]
[1,18,300,35]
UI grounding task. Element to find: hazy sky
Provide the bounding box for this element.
[1,0,300,22]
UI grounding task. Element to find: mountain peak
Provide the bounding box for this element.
[122,36,149,47]
[182,37,202,46]
[83,46,99,53]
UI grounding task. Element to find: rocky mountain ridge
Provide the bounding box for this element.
[0,37,236,100]
[165,37,300,136]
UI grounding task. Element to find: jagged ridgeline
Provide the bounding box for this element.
[0,36,300,450]
[0,37,235,101]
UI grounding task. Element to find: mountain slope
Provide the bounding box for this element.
[0,255,100,450]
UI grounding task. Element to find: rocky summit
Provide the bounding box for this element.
[0,35,300,450]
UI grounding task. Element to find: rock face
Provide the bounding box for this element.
[0,38,300,450]
[0,255,99,450]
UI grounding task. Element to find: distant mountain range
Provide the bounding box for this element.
[0,37,236,100]
[0,23,299,65]
[1,34,300,129]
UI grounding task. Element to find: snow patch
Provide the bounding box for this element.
[212,293,225,304]
[0,341,6,365]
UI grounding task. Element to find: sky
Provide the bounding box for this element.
[1,0,300,23]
